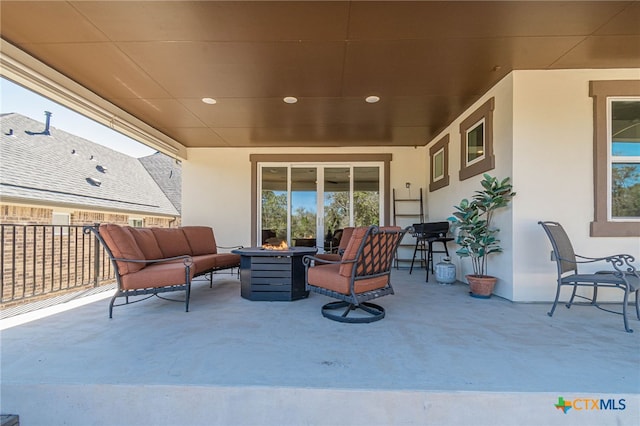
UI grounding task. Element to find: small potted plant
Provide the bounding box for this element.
[448,174,516,298]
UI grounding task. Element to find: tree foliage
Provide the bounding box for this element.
[261,190,287,239]
[262,189,380,242]
[612,165,640,218]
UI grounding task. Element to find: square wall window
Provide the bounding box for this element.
[52,212,69,236]
[459,97,495,180]
[129,218,144,227]
[429,134,450,192]
[590,80,640,237]
[466,119,485,165]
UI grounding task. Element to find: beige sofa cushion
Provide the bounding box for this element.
[99,224,146,275]
[182,226,218,255]
[151,228,192,258]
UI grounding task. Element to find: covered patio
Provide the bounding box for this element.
[1,2,639,424]
[2,270,638,425]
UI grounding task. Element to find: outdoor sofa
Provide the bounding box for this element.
[84,224,240,317]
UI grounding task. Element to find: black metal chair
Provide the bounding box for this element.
[409,221,454,281]
[539,221,640,333]
[303,225,408,323]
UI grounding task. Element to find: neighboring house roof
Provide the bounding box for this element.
[139,152,182,214]
[0,113,180,217]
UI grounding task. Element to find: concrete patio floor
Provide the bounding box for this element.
[1,268,639,426]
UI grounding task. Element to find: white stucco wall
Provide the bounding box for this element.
[182,146,427,249]
[426,69,640,302]
[425,74,516,299]
[512,69,640,302]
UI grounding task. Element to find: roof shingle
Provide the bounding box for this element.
[0,113,179,217]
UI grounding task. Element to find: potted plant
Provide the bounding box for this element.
[448,174,516,298]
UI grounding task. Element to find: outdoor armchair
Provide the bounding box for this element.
[303,225,408,323]
[539,221,639,332]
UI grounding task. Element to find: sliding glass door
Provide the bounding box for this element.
[259,163,382,252]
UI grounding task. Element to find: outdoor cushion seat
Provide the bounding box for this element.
[304,225,408,323]
[121,260,196,290]
[306,263,390,295]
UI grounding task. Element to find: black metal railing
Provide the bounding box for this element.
[1,224,115,305]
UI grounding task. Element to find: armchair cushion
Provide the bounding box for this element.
[307,263,389,295]
[99,224,146,274]
[338,227,368,277]
[338,226,401,277]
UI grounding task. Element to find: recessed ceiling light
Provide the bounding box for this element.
[202,97,217,105]
[365,96,380,103]
[283,96,298,104]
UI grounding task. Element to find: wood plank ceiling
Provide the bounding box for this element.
[1,1,639,148]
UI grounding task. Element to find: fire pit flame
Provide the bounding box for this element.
[261,240,289,251]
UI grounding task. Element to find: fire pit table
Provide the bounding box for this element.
[232,246,317,301]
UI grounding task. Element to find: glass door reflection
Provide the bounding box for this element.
[323,167,350,252]
[260,167,288,245]
[291,167,317,247]
[354,166,380,226]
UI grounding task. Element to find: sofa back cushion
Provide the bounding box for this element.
[130,227,164,260]
[99,224,146,275]
[182,226,218,255]
[151,228,193,258]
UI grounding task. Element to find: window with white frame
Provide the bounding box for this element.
[129,218,144,227]
[459,97,495,180]
[590,80,640,237]
[609,98,640,220]
[433,147,446,180]
[52,212,70,236]
[466,118,485,166]
[429,134,450,192]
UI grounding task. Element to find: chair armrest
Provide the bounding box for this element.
[112,254,193,267]
[217,245,243,251]
[302,254,356,267]
[569,253,637,277]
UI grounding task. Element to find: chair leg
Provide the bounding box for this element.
[426,242,433,282]
[185,283,191,313]
[622,286,633,333]
[109,294,117,318]
[565,284,579,309]
[409,239,420,274]
[321,301,386,323]
[635,290,640,320]
[547,281,563,317]
[590,284,599,305]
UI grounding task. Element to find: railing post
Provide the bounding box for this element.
[92,223,100,287]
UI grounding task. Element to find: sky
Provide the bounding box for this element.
[1,77,156,158]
